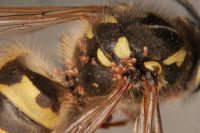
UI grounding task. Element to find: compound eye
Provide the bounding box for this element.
[97,48,112,67]
[144,61,162,74]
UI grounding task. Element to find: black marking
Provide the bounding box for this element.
[164,64,184,84]
[78,64,113,96]
[95,23,123,62]
[0,60,23,85]
[36,93,52,109]
[141,13,171,26]
[24,69,62,113]
[124,25,165,60]
[0,60,62,113]
[152,27,183,59]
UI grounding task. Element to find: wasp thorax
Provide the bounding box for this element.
[75,10,196,98]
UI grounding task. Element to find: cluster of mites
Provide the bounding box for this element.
[53,42,148,91]
[71,45,148,81]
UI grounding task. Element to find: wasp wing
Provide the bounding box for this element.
[0,5,106,82]
[0,6,104,34]
[64,79,132,133]
[134,82,163,133]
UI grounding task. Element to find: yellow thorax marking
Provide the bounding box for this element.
[0,76,58,129]
[97,48,112,67]
[163,48,187,67]
[0,129,8,133]
[101,15,117,24]
[114,37,131,59]
[144,61,162,74]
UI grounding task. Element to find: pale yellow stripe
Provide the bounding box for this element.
[143,61,162,74]
[163,48,187,67]
[0,76,58,129]
[86,26,94,39]
[114,37,131,59]
[97,48,112,67]
[101,15,117,24]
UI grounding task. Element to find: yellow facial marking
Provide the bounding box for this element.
[86,26,94,39]
[97,48,112,67]
[0,129,8,133]
[101,15,117,24]
[144,61,162,74]
[163,48,187,67]
[114,37,131,59]
[0,76,58,129]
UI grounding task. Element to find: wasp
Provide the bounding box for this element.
[0,0,199,133]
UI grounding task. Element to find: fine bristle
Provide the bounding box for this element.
[59,20,90,66]
[0,39,64,82]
